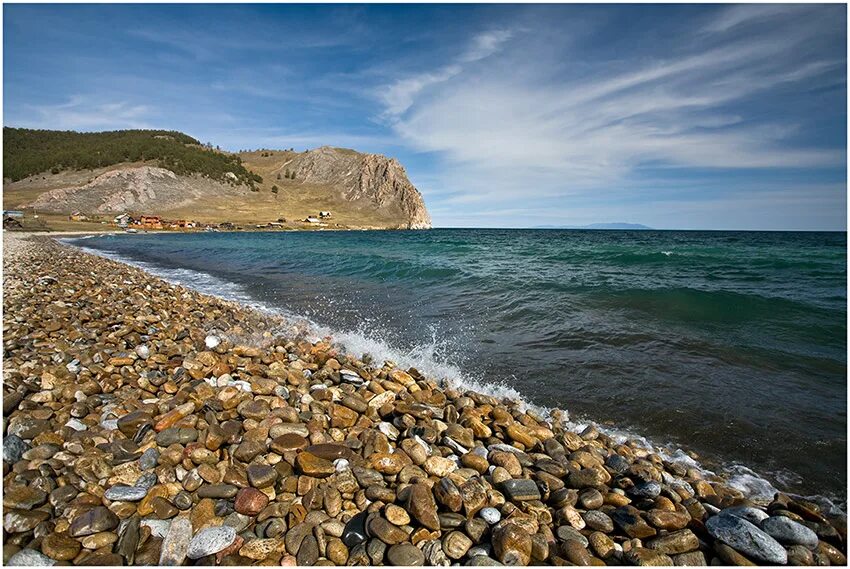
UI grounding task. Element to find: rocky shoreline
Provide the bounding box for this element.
[2,233,846,566]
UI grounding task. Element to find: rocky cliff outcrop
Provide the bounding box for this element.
[289,147,431,229]
[22,166,250,214]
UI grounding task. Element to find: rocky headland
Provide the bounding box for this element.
[2,234,845,566]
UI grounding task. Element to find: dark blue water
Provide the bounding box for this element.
[73,229,847,501]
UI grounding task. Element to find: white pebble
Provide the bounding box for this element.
[205,335,220,349]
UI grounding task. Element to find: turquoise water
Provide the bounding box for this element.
[74,229,847,500]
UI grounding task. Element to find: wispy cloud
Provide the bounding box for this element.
[17,97,154,131]
[377,4,845,218]
[380,29,513,118]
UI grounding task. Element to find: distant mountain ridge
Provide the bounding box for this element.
[536,222,652,230]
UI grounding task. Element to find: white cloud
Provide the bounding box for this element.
[380,29,513,118]
[376,7,844,226]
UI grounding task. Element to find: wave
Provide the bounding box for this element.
[60,236,845,514]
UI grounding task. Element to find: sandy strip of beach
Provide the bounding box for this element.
[1,233,846,566]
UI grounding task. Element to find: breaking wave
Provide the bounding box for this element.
[61,235,845,515]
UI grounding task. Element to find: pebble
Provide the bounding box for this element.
[3,435,28,463]
[499,479,541,502]
[479,507,501,525]
[7,549,56,566]
[187,525,237,559]
[104,485,148,502]
[706,513,788,564]
[159,517,192,565]
[761,515,819,549]
[69,506,119,537]
[0,236,845,569]
[387,543,425,566]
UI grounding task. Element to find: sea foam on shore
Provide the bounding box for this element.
[63,236,844,514]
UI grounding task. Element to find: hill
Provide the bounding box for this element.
[3,128,260,187]
[2,129,431,230]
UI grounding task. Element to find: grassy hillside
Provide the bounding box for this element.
[3,128,261,187]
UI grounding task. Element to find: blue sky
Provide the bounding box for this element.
[4,4,847,230]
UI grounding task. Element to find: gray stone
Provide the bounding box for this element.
[187,525,237,559]
[134,472,158,490]
[142,519,172,540]
[3,435,28,464]
[761,516,819,549]
[628,480,661,500]
[722,506,769,525]
[105,485,148,502]
[583,510,614,533]
[479,507,501,525]
[706,513,787,565]
[556,525,589,547]
[139,448,159,470]
[605,454,630,473]
[7,549,56,566]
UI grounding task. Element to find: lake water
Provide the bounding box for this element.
[71,229,847,503]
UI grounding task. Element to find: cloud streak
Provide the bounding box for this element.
[386,10,843,195]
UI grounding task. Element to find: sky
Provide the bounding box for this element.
[3,3,847,230]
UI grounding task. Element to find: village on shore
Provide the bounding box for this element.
[2,209,339,233]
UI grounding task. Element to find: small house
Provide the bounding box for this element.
[319,211,332,218]
[113,213,132,227]
[139,215,163,229]
[304,217,321,224]
[3,210,24,219]
[69,212,89,222]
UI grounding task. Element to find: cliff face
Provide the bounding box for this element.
[20,166,250,214]
[5,139,432,230]
[289,147,431,229]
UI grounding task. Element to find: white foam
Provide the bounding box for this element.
[62,236,846,513]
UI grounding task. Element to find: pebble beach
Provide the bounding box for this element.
[2,233,846,566]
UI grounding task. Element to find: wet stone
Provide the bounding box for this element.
[628,480,662,500]
[343,511,369,548]
[557,525,589,547]
[583,510,614,533]
[69,506,119,537]
[105,485,148,502]
[611,506,657,539]
[706,513,787,565]
[646,529,700,555]
[761,515,819,549]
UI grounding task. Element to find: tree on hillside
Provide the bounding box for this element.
[271,185,279,199]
